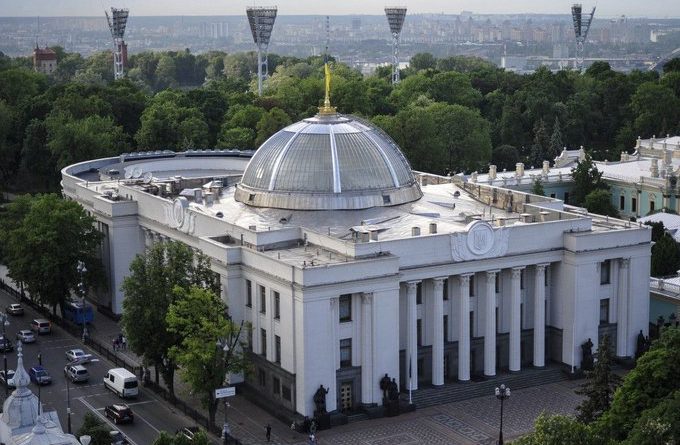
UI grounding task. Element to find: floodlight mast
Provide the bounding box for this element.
[105,7,129,80]
[246,6,278,96]
[385,7,407,85]
[571,4,596,71]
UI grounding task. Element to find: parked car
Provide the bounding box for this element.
[0,337,14,352]
[65,349,92,364]
[16,330,35,343]
[109,430,130,445]
[30,319,51,334]
[0,370,16,388]
[6,303,24,316]
[64,364,89,383]
[176,426,201,441]
[105,404,134,424]
[28,366,51,385]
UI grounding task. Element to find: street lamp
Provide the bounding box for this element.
[216,338,230,443]
[495,384,510,445]
[66,368,72,433]
[76,261,88,343]
[0,312,9,397]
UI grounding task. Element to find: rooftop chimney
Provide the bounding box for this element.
[651,158,659,178]
[489,165,497,180]
[542,160,550,175]
[515,162,525,178]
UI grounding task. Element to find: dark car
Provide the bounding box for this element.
[0,337,14,353]
[105,404,134,424]
[109,430,130,445]
[176,426,201,441]
[28,366,51,385]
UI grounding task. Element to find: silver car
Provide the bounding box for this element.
[16,329,35,343]
[64,364,89,383]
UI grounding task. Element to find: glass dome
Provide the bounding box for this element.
[235,114,422,210]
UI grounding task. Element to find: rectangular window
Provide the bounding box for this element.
[632,197,637,212]
[246,280,252,307]
[443,279,449,301]
[495,307,500,334]
[259,285,266,314]
[620,195,625,210]
[339,294,352,322]
[600,298,610,324]
[469,275,475,296]
[273,377,280,395]
[340,338,352,368]
[550,193,556,198]
[470,311,475,338]
[282,385,291,401]
[443,315,449,342]
[274,292,280,320]
[248,328,253,351]
[417,319,422,346]
[275,335,281,364]
[258,368,266,387]
[260,329,267,357]
[418,358,424,378]
[650,200,656,212]
[564,192,570,204]
[520,303,524,330]
[600,260,611,285]
[416,282,423,305]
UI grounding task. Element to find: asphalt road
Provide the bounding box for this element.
[0,289,204,445]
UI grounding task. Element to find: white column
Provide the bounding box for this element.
[617,258,630,357]
[510,267,523,372]
[458,274,472,381]
[406,281,419,390]
[533,264,548,367]
[484,270,498,377]
[361,292,374,404]
[432,278,445,386]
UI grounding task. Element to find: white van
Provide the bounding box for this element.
[103,368,139,398]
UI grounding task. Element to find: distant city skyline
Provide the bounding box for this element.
[1,0,679,19]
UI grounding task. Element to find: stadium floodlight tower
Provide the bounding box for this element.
[571,3,596,72]
[105,7,129,80]
[246,6,278,96]
[385,6,407,84]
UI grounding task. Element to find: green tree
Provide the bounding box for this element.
[135,93,209,150]
[0,194,103,315]
[663,57,680,74]
[76,412,113,445]
[167,286,248,429]
[121,241,218,398]
[428,71,482,108]
[584,189,619,218]
[217,127,256,149]
[630,82,680,138]
[576,335,621,423]
[528,119,550,167]
[513,413,598,445]
[570,154,606,206]
[410,53,436,71]
[491,144,520,172]
[549,116,563,161]
[650,234,680,277]
[0,100,19,193]
[532,178,545,196]
[255,107,291,146]
[643,221,665,242]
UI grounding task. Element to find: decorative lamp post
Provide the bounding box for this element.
[0,313,9,396]
[76,261,88,343]
[216,338,230,442]
[495,384,510,445]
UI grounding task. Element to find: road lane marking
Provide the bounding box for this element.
[78,397,139,445]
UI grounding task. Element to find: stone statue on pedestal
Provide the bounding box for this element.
[313,385,328,416]
[581,338,594,371]
[379,373,391,404]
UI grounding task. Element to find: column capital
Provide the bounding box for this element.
[458,273,473,284]
[486,270,500,282]
[535,263,549,271]
[406,280,420,290]
[433,276,448,284]
[361,292,373,304]
[511,267,524,279]
[620,258,630,269]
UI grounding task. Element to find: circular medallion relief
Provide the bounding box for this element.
[172,197,188,226]
[466,221,495,255]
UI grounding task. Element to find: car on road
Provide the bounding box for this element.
[16,329,35,343]
[176,426,202,441]
[28,366,51,385]
[105,404,134,424]
[64,364,89,383]
[6,303,24,316]
[0,337,14,352]
[65,348,92,364]
[0,370,16,388]
[30,318,51,334]
[109,430,130,445]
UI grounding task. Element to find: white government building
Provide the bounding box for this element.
[61,109,651,418]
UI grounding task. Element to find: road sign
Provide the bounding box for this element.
[215,386,236,399]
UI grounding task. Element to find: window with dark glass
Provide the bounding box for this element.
[650,200,656,212]
[632,197,637,212]
[469,275,475,296]
[274,292,280,320]
[340,338,352,367]
[258,368,266,387]
[443,315,448,342]
[416,282,423,305]
[259,285,266,314]
[246,280,252,307]
[600,299,610,324]
[443,279,449,301]
[275,335,281,364]
[339,294,352,322]
[564,192,570,204]
[600,260,611,285]
[260,329,267,357]
[273,377,280,395]
[417,319,422,346]
[620,195,625,210]
[282,385,291,401]
[470,311,475,338]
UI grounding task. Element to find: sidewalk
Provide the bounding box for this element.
[0,265,307,445]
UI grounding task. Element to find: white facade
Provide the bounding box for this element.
[62,146,651,417]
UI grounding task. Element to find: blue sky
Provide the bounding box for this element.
[1,0,678,18]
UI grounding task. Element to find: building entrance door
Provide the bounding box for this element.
[340,382,353,412]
